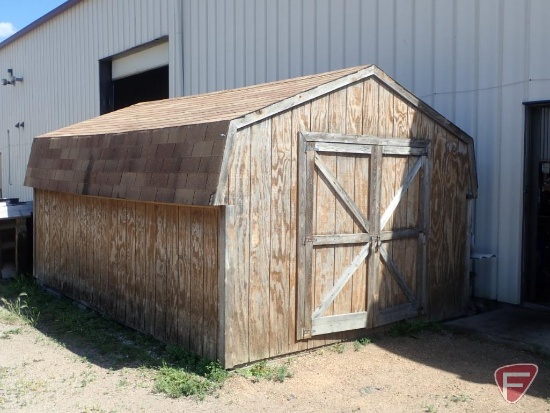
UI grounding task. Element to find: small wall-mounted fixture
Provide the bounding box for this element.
[1,69,23,86]
[15,122,24,128]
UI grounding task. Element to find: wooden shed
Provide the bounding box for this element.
[25,65,477,368]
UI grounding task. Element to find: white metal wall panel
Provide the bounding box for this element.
[0,0,171,201]
[2,0,550,304]
[180,0,550,304]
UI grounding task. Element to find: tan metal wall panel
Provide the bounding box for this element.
[0,0,171,201]
[180,0,550,304]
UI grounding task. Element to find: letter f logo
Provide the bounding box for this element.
[495,364,538,403]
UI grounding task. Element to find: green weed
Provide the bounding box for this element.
[1,293,40,326]
[354,337,372,351]
[449,393,470,403]
[332,343,346,353]
[153,345,228,399]
[0,327,22,339]
[422,404,437,413]
[239,360,293,383]
[389,320,443,338]
[0,276,231,399]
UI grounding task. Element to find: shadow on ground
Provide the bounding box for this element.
[366,303,550,403]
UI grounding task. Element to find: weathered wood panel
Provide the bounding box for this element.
[224,76,472,367]
[34,190,220,362]
[269,111,292,357]
[310,94,333,349]
[288,103,310,354]
[248,120,272,361]
[224,128,251,367]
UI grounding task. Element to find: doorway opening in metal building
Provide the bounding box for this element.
[523,102,550,308]
[99,40,169,115]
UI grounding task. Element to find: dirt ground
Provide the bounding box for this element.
[0,319,549,413]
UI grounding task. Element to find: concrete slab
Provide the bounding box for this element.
[445,305,550,356]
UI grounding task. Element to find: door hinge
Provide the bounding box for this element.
[302,328,312,337]
[303,236,313,245]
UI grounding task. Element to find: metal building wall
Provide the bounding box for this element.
[2,0,549,304]
[0,0,175,201]
[181,0,550,303]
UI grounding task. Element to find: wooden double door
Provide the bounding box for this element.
[297,132,430,339]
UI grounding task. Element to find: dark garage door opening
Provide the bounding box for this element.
[113,65,169,111]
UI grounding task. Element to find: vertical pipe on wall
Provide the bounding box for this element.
[7,130,11,186]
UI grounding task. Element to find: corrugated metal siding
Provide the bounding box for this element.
[0,0,172,201]
[3,0,550,303]
[181,0,550,303]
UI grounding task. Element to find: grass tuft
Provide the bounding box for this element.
[0,275,229,399]
[354,337,372,351]
[239,360,293,383]
[388,320,443,338]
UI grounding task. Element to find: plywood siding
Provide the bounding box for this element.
[224,78,471,367]
[34,189,220,361]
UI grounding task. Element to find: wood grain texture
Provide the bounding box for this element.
[165,205,179,343]
[125,200,137,329]
[310,94,332,349]
[332,88,354,320]
[427,125,446,319]
[248,120,272,361]
[189,208,204,356]
[134,202,147,331]
[346,83,368,315]
[225,128,251,366]
[144,203,156,335]
[33,192,220,361]
[269,111,291,357]
[116,199,128,322]
[203,208,218,361]
[91,197,103,311]
[154,205,167,340]
[288,104,310,353]
[177,206,191,349]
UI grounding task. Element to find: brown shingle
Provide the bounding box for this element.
[174,189,195,204]
[112,185,128,199]
[140,187,157,202]
[180,158,201,173]
[156,143,176,158]
[173,142,193,157]
[156,188,175,203]
[106,172,122,186]
[126,146,142,159]
[192,141,214,157]
[151,128,170,144]
[134,173,151,187]
[27,66,375,206]
[193,190,211,204]
[120,172,137,187]
[128,158,147,172]
[167,173,187,189]
[150,173,170,188]
[125,186,142,200]
[161,158,182,173]
[145,158,164,173]
[186,173,208,190]
[98,185,113,198]
[109,133,126,147]
[141,144,158,158]
[123,132,138,147]
[104,160,119,173]
[91,160,105,172]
